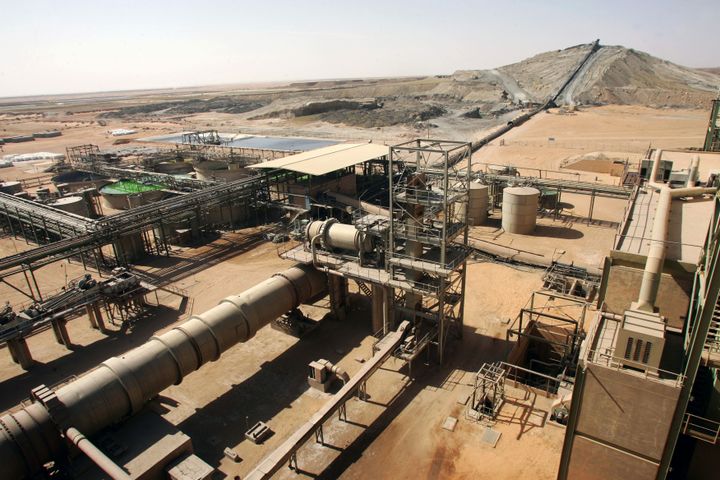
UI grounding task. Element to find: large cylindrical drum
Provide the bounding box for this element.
[502,186,539,234]
[306,219,372,252]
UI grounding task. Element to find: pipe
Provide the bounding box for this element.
[327,362,350,384]
[0,264,327,479]
[306,219,372,253]
[648,148,664,190]
[65,427,130,480]
[634,186,716,312]
[688,155,700,187]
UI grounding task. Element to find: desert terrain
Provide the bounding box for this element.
[0,39,718,480]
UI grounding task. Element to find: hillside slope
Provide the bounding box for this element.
[491,43,720,108]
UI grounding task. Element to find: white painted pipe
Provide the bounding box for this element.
[635,186,716,312]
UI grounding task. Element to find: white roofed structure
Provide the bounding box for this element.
[249,143,388,176]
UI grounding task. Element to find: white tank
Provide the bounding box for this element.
[466,183,489,226]
[50,196,90,217]
[502,186,539,234]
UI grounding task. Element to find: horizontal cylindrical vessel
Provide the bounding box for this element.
[306,219,372,252]
[0,264,327,479]
[502,186,539,234]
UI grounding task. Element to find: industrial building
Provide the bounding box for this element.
[0,65,719,480]
[0,126,718,479]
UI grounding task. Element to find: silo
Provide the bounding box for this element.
[501,186,539,234]
[49,196,90,217]
[466,183,489,225]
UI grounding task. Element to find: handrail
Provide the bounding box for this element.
[682,413,720,444]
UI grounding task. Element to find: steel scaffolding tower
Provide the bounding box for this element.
[704,97,720,152]
[387,139,471,363]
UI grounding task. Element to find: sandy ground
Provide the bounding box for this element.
[472,105,711,184]
[0,232,560,480]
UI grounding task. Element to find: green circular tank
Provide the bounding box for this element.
[100,180,166,210]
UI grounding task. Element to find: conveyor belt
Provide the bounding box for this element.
[246,321,409,480]
[0,172,280,272]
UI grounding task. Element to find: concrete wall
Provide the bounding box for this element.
[563,363,681,480]
[567,436,659,480]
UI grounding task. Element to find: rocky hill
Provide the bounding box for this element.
[491,43,720,108]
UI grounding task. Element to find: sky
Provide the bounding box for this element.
[0,0,717,97]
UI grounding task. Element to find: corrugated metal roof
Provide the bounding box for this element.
[249,143,388,175]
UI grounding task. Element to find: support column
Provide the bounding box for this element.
[86,305,98,329]
[7,338,33,369]
[51,319,71,347]
[371,284,383,333]
[92,304,107,332]
[329,275,348,321]
[382,286,394,335]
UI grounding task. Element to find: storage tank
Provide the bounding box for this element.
[194,160,255,182]
[539,188,559,209]
[154,161,194,175]
[49,196,90,217]
[501,186,539,234]
[51,171,110,194]
[100,179,166,210]
[0,181,22,194]
[466,183,489,226]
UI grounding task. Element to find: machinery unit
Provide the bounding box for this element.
[307,359,350,392]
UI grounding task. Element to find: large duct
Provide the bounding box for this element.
[633,148,715,312]
[0,264,327,479]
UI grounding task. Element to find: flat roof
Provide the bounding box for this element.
[249,143,388,176]
[615,188,714,264]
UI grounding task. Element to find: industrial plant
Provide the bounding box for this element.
[1,38,720,480]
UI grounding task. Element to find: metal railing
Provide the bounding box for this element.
[588,350,685,388]
[682,413,720,444]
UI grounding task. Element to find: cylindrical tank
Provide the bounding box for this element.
[51,171,110,194]
[466,183,489,226]
[113,232,146,263]
[194,160,255,182]
[154,161,194,175]
[100,180,166,210]
[49,196,90,217]
[501,186,539,234]
[306,219,372,252]
[0,265,327,480]
[539,188,559,209]
[0,181,22,194]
